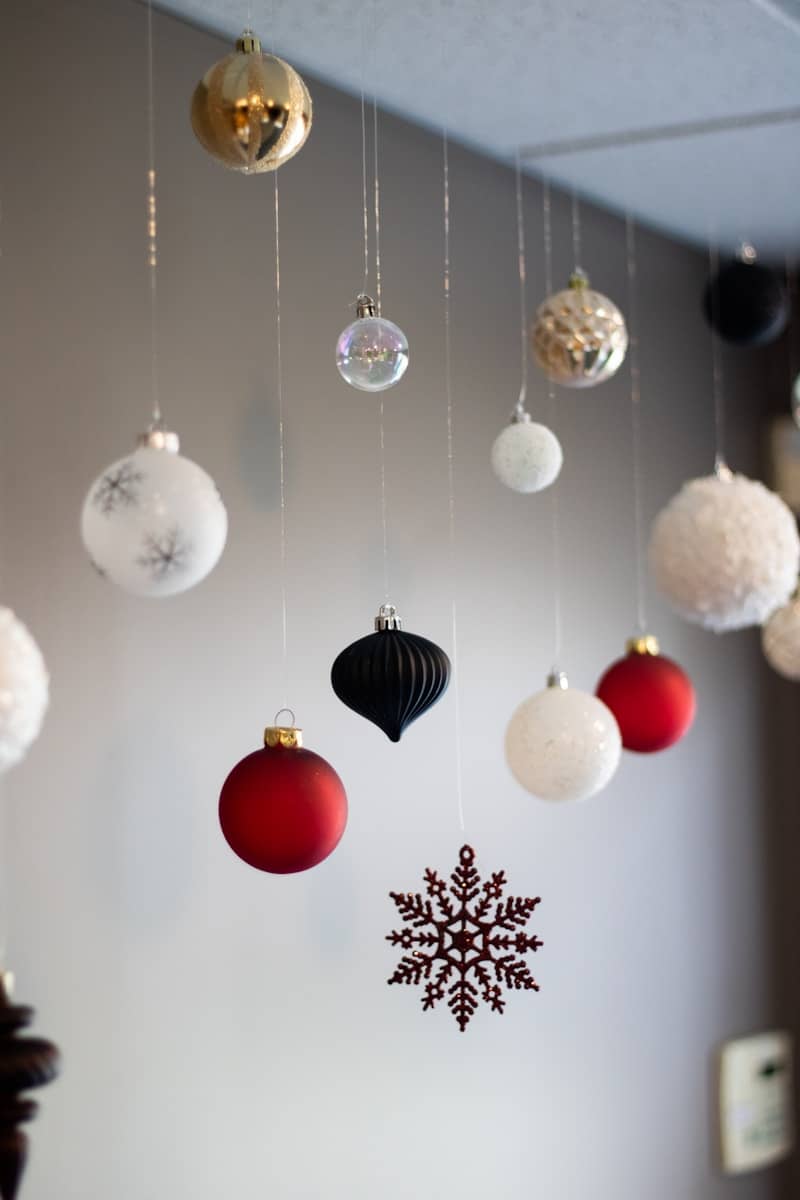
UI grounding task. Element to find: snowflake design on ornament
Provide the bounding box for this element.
[137,526,192,581]
[386,845,542,1032]
[92,460,144,515]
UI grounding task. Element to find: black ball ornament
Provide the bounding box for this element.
[703,248,789,347]
[331,605,450,742]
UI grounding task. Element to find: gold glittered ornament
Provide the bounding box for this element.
[191,31,312,173]
[532,270,628,388]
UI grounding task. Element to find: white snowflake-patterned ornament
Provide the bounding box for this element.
[81,428,227,598]
[0,608,49,773]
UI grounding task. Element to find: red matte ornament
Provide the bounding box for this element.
[219,721,347,874]
[596,635,696,753]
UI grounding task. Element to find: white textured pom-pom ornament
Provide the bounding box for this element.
[762,595,800,680]
[81,428,228,599]
[505,673,622,802]
[648,467,799,632]
[491,408,563,494]
[0,608,49,773]
[531,270,628,389]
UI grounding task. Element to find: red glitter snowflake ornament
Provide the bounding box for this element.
[386,845,543,1031]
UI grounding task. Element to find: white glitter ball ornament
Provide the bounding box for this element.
[505,674,622,802]
[531,271,628,389]
[762,595,800,680]
[0,608,49,774]
[491,411,563,494]
[648,469,799,632]
[81,428,228,599]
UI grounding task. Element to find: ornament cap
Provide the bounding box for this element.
[264,725,303,749]
[0,971,14,999]
[714,456,734,482]
[547,670,569,690]
[626,633,661,656]
[375,603,402,631]
[355,294,377,319]
[737,241,758,264]
[137,423,180,454]
[568,268,589,291]
[236,28,262,53]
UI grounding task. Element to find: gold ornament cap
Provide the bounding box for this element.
[626,634,660,656]
[568,269,589,291]
[264,725,303,749]
[236,29,262,53]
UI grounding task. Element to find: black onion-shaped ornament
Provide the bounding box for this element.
[331,605,450,742]
[0,973,59,1200]
[703,246,789,347]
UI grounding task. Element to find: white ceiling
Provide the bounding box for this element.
[154,0,800,257]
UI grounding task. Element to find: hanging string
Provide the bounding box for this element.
[787,255,799,425]
[571,187,582,272]
[145,0,161,428]
[514,150,528,416]
[542,175,563,671]
[707,234,728,474]
[274,176,289,708]
[360,68,370,293]
[442,128,465,833]
[625,214,648,634]
[372,100,382,317]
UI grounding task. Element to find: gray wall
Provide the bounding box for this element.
[0,0,793,1197]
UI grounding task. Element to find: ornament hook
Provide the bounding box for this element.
[273,708,296,727]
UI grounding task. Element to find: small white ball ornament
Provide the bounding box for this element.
[0,608,49,774]
[505,673,622,802]
[81,428,228,599]
[762,595,800,680]
[336,294,409,393]
[491,409,563,494]
[648,467,800,632]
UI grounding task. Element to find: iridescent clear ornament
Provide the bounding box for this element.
[532,270,628,388]
[336,295,409,393]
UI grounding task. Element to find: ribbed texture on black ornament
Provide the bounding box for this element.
[331,629,451,741]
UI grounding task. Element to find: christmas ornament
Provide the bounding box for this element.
[505,672,621,802]
[531,270,628,388]
[191,31,312,173]
[491,406,563,494]
[330,604,450,742]
[762,593,800,680]
[219,716,347,874]
[595,635,696,753]
[648,468,799,632]
[336,295,409,392]
[0,611,48,775]
[386,844,542,1032]
[81,426,227,599]
[703,245,789,348]
[0,973,59,1200]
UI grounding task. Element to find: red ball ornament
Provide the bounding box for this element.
[219,720,347,874]
[595,635,696,754]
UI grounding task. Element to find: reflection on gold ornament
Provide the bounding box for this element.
[531,270,628,388]
[191,31,312,173]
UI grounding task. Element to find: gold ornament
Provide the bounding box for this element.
[531,271,628,388]
[191,31,312,173]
